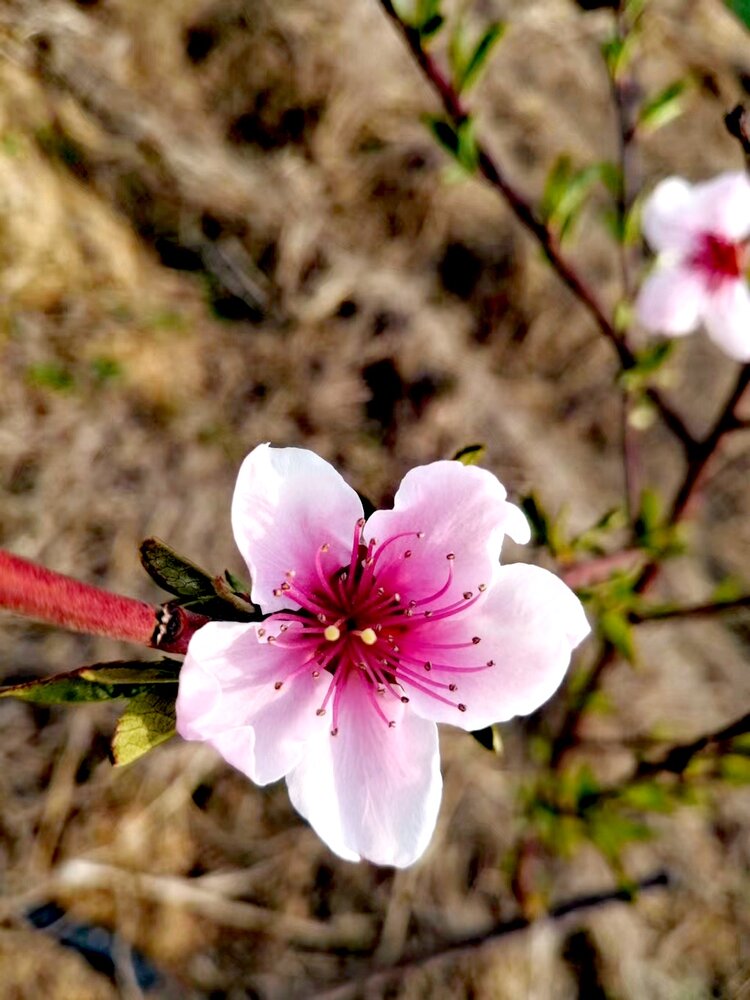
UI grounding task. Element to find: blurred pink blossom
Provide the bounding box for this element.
[636,172,750,360]
[176,445,589,867]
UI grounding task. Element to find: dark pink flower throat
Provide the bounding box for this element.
[260,518,494,735]
[691,233,747,288]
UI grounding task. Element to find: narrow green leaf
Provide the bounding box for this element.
[111,688,178,766]
[635,488,662,539]
[420,13,444,38]
[455,22,506,93]
[453,444,485,466]
[520,494,551,547]
[140,537,216,598]
[587,809,652,864]
[638,79,689,132]
[711,576,746,603]
[720,753,750,784]
[619,781,672,812]
[426,116,478,174]
[0,659,181,705]
[427,117,460,158]
[455,118,479,173]
[725,0,750,30]
[224,569,252,597]
[541,157,618,243]
[619,341,674,390]
[79,661,181,685]
[601,31,637,77]
[599,609,636,662]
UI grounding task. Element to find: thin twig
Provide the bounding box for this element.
[629,594,750,624]
[374,0,705,459]
[312,870,669,1000]
[376,0,630,367]
[554,364,750,759]
[637,363,750,591]
[631,710,750,779]
[574,708,750,808]
[609,3,643,522]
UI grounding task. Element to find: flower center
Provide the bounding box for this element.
[262,518,493,735]
[691,233,747,287]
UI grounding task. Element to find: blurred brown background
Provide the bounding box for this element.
[2,0,750,996]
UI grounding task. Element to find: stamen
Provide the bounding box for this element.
[355,627,377,646]
[314,543,342,606]
[362,678,395,727]
[324,625,341,642]
[387,669,465,707]
[396,649,492,674]
[348,517,367,579]
[369,529,425,571]
[410,554,455,608]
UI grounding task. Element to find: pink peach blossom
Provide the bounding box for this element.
[176,445,589,867]
[636,172,750,360]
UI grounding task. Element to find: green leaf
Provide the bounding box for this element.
[426,116,478,174]
[520,494,551,547]
[0,659,181,705]
[587,809,651,864]
[140,537,216,598]
[619,341,674,391]
[725,0,750,30]
[111,689,178,766]
[619,781,672,813]
[541,157,618,243]
[601,31,637,78]
[720,753,750,784]
[79,662,181,685]
[26,362,75,393]
[470,724,503,753]
[454,22,506,93]
[420,13,444,39]
[519,493,571,554]
[635,487,662,539]
[638,79,689,132]
[452,444,485,466]
[599,609,636,662]
[570,506,626,555]
[711,576,746,603]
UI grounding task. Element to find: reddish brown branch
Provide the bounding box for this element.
[375,0,632,369]
[0,550,206,655]
[374,0,703,456]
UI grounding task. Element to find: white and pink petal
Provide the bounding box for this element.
[689,172,750,244]
[176,621,328,785]
[363,460,530,610]
[702,279,750,362]
[231,445,364,612]
[636,264,705,336]
[401,564,589,731]
[286,672,443,867]
[641,176,701,253]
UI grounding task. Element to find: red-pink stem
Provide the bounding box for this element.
[0,550,206,655]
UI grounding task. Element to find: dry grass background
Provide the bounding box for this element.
[1,0,750,996]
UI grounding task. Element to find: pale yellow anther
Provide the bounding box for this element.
[324,625,341,642]
[358,627,378,646]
